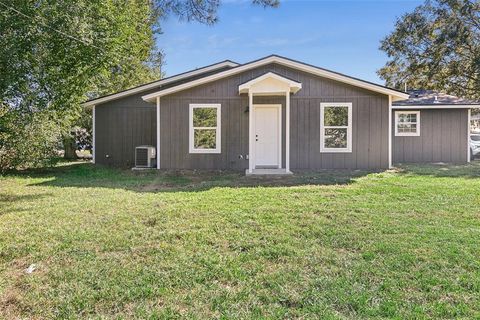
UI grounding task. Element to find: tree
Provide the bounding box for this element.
[0,103,63,169]
[0,0,163,168]
[378,0,480,100]
[157,0,278,24]
[0,0,278,170]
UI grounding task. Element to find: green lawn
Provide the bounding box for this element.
[1,162,480,319]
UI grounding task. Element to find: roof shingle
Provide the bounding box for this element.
[393,89,480,106]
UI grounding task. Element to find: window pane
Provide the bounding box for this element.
[194,129,216,149]
[398,124,416,133]
[398,113,417,123]
[324,128,348,148]
[193,108,217,127]
[324,106,348,126]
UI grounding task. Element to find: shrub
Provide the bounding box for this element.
[0,106,62,171]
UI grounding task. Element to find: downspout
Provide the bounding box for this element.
[248,91,253,173]
[468,108,471,163]
[285,90,291,173]
[156,96,161,169]
[388,95,392,169]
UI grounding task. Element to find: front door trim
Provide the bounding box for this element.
[252,104,282,169]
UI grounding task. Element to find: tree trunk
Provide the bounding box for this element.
[63,136,78,160]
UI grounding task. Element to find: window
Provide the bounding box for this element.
[320,103,352,152]
[395,111,420,136]
[189,104,221,153]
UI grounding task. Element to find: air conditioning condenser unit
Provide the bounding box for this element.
[135,146,156,168]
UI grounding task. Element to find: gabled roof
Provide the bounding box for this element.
[82,60,239,107]
[392,89,480,108]
[142,55,410,102]
[238,72,302,94]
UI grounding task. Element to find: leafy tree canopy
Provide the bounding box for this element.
[0,0,164,168]
[378,0,480,100]
[158,0,278,24]
[1,0,163,112]
[0,0,278,170]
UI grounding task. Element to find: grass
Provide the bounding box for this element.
[1,162,480,319]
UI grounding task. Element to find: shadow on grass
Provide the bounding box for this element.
[14,161,480,193]
[0,193,51,203]
[10,161,381,193]
[395,161,480,179]
[0,193,53,215]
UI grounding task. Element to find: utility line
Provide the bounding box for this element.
[0,0,104,51]
[0,1,164,96]
[0,1,164,66]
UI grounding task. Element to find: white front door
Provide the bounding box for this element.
[254,105,281,168]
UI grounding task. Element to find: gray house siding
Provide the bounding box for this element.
[93,67,235,167]
[95,96,156,167]
[290,96,388,169]
[392,109,468,164]
[94,63,390,169]
[159,96,247,170]
[158,95,285,170]
[95,63,390,169]
[158,63,389,170]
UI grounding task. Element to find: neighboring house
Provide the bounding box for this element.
[470,113,480,134]
[83,55,480,174]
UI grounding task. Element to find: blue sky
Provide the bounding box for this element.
[157,0,422,84]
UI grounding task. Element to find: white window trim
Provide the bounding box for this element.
[395,111,420,136]
[320,102,352,153]
[189,104,221,154]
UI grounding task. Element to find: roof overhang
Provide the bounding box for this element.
[392,104,479,109]
[82,60,239,107]
[142,55,410,103]
[238,72,302,95]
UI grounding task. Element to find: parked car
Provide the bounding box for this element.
[470,134,480,160]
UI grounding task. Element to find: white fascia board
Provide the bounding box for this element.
[142,56,409,102]
[392,105,477,109]
[82,61,239,107]
[238,72,302,94]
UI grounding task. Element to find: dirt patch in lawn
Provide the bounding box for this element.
[137,169,375,192]
[21,162,381,193]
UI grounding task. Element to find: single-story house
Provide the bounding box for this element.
[83,55,480,174]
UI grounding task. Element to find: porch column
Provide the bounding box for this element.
[156,96,160,169]
[248,91,254,173]
[285,91,290,173]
